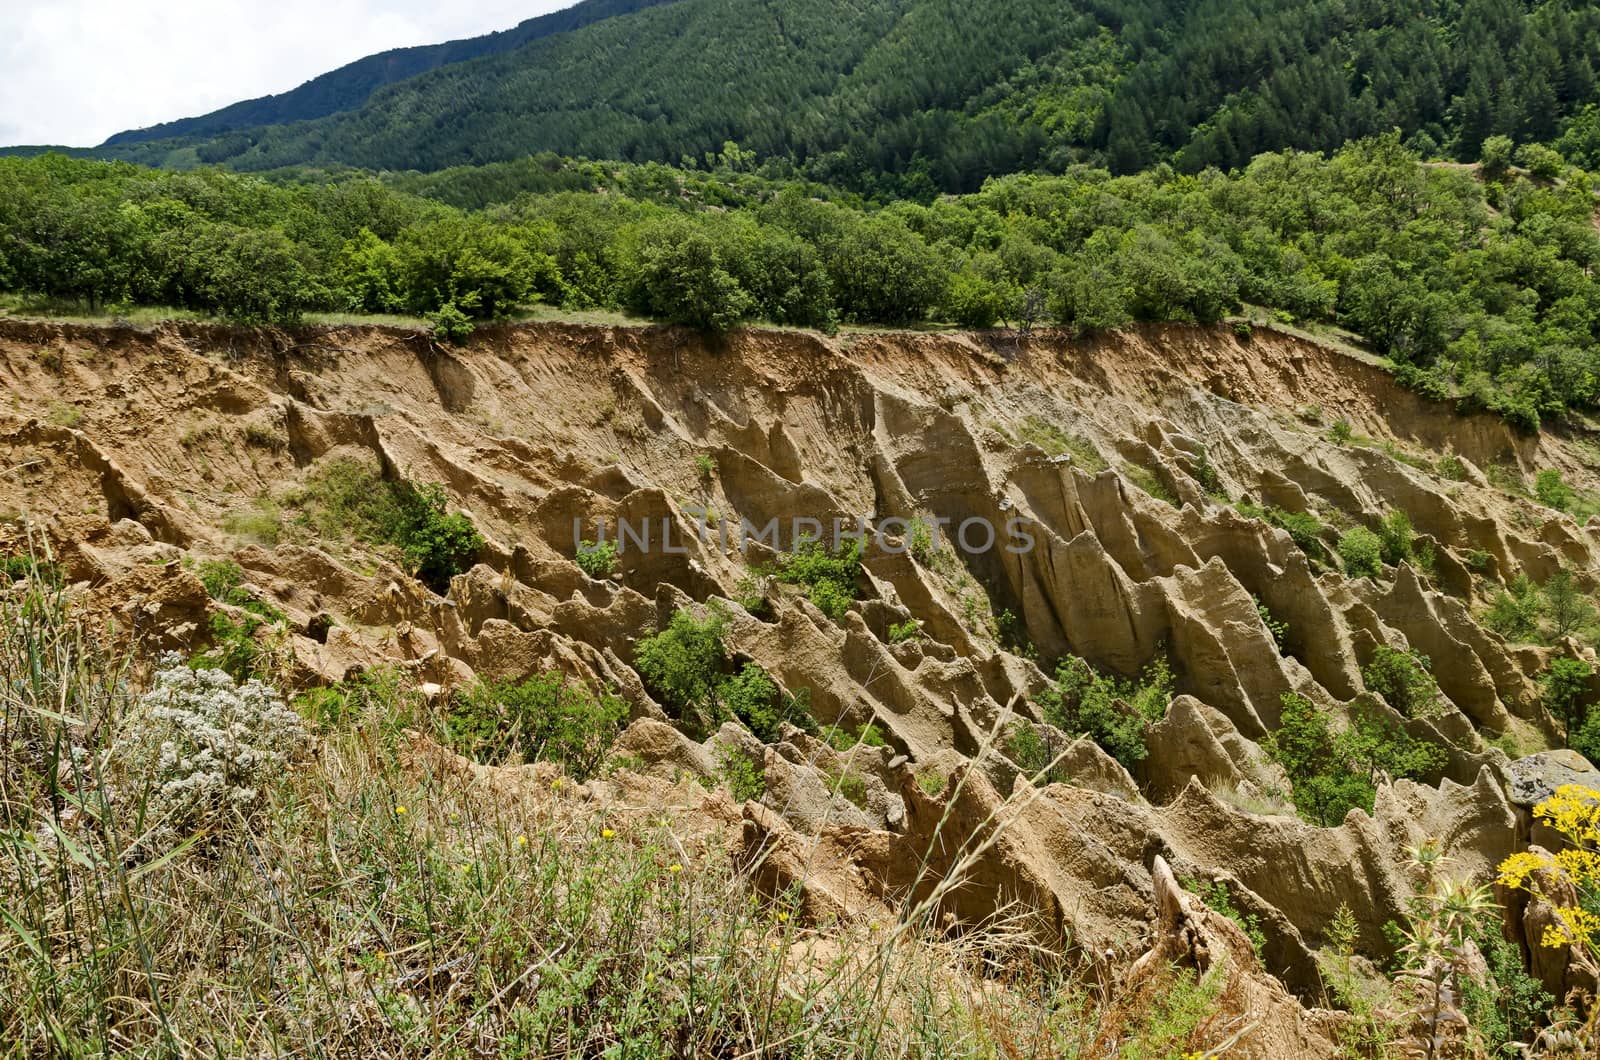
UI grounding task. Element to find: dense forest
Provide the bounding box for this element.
[98,0,682,148]
[41,0,1600,198]
[6,132,1600,430]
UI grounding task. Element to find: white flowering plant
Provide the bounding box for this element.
[109,655,310,850]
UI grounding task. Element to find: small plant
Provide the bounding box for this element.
[733,573,770,616]
[1016,417,1108,472]
[827,768,869,808]
[243,422,288,451]
[634,606,809,739]
[46,403,84,429]
[771,537,860,623]
[715,743,766,802]
[1337,526,1383,579]
[1462,548,1491,572]
[1232,320,1252,340]
[1438,454,1468,481]
[719,662,785,742]
[429,300,475,343]
[575,538,619,578]
[1191,446,1223,496]
[907,518,937,566]
[192,612,281,682]
[1184,877,1266,958]
[829,720,888,751]
[694,453,717,481]
[1329,418,1353,444]
[388,481,484,592]
[888,618,922,644]
[1254,595,1288,650]
[1007,723,1072,786]
[1122,463,1178,506]
[634,605,732,734]
[1541,567,1595,639]
[916,769,948,797]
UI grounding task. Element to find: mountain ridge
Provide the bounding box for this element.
[76,0,1600,194]
[100,0,683,150]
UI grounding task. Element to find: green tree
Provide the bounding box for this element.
[1542,656,1595,744]
[626,219,755,332]
[1542,568,1595,639]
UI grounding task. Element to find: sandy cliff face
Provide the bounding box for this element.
[3,318,1597,1053]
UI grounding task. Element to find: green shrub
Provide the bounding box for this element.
[694,453,717,481]
[575,539,619,579]
[907,519,937,566]
[772,537,859,622]
[807,579,853,622]
[388,481,484,593]
[888,618,922,644]
[714,743,766,802]
[1535,469,1574,511]
[1337,526,1383,579]
[1007,724,1072,786]
[1376,510,1415,567]
[1438,454,1469,481]
[1264,692,1446,825]
[634,606,731,733]
[429,300,475,343]
[1036,652,1174,768]
[288,460,482,593]
[1484,574,1543,642]
[1329,418,1353,445]
[828,720,889,752]
[634,606,806,739]
[446,673,627,780]
[720,662,784,742]
[1361,646,1444,719]
[192,613,276,683]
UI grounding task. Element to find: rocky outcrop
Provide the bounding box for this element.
[3,318,1596,1029]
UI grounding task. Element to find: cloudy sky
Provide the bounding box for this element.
[0,1,576,147]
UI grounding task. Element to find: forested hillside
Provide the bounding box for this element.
[78,0,1600,196]
[98,0,682,150]
[6,133,1600,431]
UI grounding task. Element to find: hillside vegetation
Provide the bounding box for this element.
[64,0,1600,197]
[8,136,1600,429]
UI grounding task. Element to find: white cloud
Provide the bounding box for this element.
[0,1,575,147]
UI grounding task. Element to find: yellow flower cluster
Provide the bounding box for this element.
[1496,783,1600,954]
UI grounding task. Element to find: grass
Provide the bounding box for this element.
[1121,463,1179,506]
[0,566,1256,1056]
[1015,416,1109,472]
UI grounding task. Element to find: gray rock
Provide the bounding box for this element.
[1507,750,1600,808]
